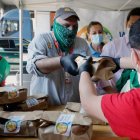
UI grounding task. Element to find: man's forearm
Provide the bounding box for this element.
[35,56,62,74]
[79,72,107,122]
[79,72,98,112]
[120,57,134,69]
[79,72,97,96]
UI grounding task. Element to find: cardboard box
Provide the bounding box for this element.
[0,102,93,139]
[38,102,93,140]
[0,85,27,105]
[38,125,92,140]
[0,111,43,137]
[19,96,48,111]
[1,96,48,111]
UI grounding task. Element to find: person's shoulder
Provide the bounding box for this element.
[75,36,86,41]
[32,32,53,42]
[127,88,140,99]
[112,36,127,44]
[34,32,51,38]
[104,36,126,47]
[39,32,52,38]
[75,36,88,45]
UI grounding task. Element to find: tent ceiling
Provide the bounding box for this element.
[1,0,140,11]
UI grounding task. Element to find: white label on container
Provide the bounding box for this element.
[4,116,24,133]
[54,113,75,136]
[26,98,39,107]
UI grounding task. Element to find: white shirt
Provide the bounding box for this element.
[101,35,131,57]
[99,35,131,90]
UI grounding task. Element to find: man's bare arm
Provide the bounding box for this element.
[35,56,61,74]
[79,71,108,122]
[120,57,134,69]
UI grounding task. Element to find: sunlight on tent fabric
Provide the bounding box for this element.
[1,0,140,11]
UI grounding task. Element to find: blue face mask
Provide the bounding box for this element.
[91,34,103,45]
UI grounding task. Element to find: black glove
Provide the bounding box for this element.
[60,54,80,76]
[79,56,94,77]
[101,56,120,73]
[112,57,120,73]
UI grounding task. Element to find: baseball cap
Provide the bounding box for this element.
[54,7,80,20]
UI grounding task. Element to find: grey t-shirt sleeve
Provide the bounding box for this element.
[26,34,49,76]
[82,38,91,56]
[74,37,91,56]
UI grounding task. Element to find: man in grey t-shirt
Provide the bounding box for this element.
[26,7,90,105]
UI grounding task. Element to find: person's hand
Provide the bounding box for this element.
[60,54,81,76]
[79,56,94,77]
[112,57,120,72]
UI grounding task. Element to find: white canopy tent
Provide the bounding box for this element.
[1,0,140,86]
[1,0,140,11]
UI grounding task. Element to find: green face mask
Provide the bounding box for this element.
[53,20,77,52]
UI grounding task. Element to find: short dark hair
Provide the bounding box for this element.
[129,19,140,49]
[126,7,140,23]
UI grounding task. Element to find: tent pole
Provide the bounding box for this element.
[19,0,23,86]
[118,0,133,11]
